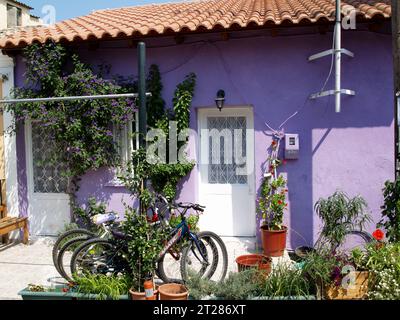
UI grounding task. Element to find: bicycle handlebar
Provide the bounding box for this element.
[175,202,206,213]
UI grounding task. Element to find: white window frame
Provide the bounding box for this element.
[7,4,22,28]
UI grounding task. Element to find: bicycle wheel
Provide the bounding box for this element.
[57,236,92,282]
[334,230,374,254]
[52,229,96,276]
[180,231,228,283]
[70,238,128,278]
[157,238,211,284]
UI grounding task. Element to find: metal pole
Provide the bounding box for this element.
[393,0,400,178]
[137,42,147,215]
[138,42,147,148]
[335,0,341,113]
[0,93,151,105]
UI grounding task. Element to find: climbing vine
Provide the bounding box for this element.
[119,71,196,203]
[4,42,136,195]
[3,42,195,209]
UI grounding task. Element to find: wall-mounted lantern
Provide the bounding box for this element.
[215,90,225,112]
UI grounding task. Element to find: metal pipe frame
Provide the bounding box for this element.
[0,93,151,104]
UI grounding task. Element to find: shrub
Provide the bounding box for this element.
[314,191,371,248]
[73,273,132,300]
[261,265,312,298]
[379,179,400,243]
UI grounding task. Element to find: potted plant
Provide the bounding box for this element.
[258,174,289,257]
[301,247,371,300]
[314,191,371,250]
[185,267,315,300]
[122,207,167,300]
[19,280,131,300]
[235,254,272,275]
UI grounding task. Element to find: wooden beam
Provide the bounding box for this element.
[88,41,99,51]
[270,29,279,37]
[174,35,185,45]
[221,32,230,41]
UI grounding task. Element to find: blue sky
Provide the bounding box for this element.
[25,1,187,21]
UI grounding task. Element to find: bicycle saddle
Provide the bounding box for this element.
[92,213,118,225]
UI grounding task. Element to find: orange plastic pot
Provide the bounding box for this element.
[261,226,287,257]
[236,254,272,275]
[158,283,188,300]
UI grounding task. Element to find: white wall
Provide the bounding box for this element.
[0,0,38,234]
[0,1,7,30]
[0,0,41,30]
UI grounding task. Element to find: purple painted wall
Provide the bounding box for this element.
[15,29,394,249]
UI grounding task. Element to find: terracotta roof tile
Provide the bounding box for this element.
[0,0,392,49]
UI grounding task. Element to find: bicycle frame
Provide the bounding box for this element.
[158,218,210,267]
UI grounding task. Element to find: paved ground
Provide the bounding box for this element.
[0,236,293,300]
[0,237,62,300]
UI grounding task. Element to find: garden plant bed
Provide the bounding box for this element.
[18,286,129,301]
[189,295,316,300]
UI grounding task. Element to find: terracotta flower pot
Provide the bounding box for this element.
[321,271,370,300]
[260,226,287,257]
[236,254,272,276]
[129,289,159,301]
[158,283,188,300]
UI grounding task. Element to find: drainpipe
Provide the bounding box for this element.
[138,42,147,148]
[392,0,400,178]
[335,0,341,113]
[137,42,147,214]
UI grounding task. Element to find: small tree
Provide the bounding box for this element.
[314,191,371,248]
[122,207,167,292]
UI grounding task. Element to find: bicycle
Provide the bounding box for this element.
[69,202,228,284]
[52,212,118,280]
[295,229,374,259]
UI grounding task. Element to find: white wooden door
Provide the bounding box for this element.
[198,107,256,237]
[25,121,71,236]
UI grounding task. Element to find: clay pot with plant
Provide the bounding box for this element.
[122,208,167,300]
[258,174,289,257]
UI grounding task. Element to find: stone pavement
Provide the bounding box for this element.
[0,237,62,300]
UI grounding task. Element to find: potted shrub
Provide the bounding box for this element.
[259,264,315,300]
[72,273,132,300]
[122,208,167,300]
[19,280,131,300]
[186,269,264,300]
[314,191,371,250]
[302,248,370,300]
[258,174,289,257]
[185,267,315,300]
